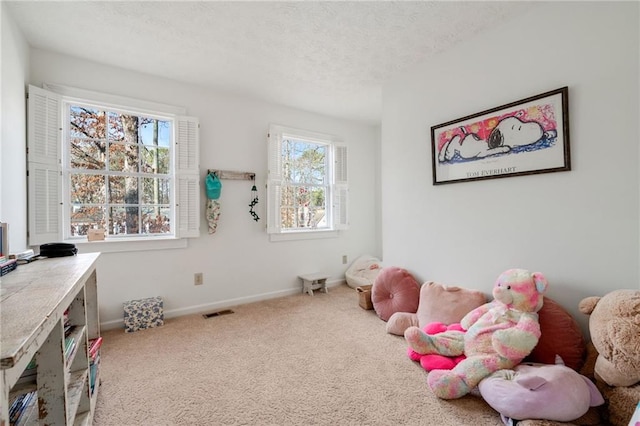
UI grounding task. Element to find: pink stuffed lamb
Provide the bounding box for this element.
[405,268,548,399]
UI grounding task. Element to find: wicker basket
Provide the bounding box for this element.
[356,285,374,310]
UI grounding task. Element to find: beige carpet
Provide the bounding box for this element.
[94,284,503,425]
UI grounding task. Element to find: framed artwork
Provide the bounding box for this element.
[431,87,570,185]
[0,222,7,257]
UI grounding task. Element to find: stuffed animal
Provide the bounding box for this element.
[407,322,466,371]
[478,356,604,423]
[578,289,640,387]
[405,268,548,399]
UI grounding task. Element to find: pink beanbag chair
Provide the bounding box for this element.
[371,267,420,321]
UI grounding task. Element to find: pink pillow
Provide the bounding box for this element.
[371,267,420,321]
[526,296,586,371]
[416,281,486,327]
[386,281,487,336]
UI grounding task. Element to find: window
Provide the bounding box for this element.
[267,124,348,241]
[27,85,200,248]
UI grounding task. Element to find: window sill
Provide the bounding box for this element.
[71,237,188,254]
[269,230,339,242]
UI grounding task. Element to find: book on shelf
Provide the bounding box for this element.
[8,249,38,264]
[12,249,34,260]
[15,255,39,265]
[90,354,100,393]
[0,258,17,276]
[89,337,103,359]
[9,390,36,425]
[64,336,76,361]
[89,338,103,394]
[15,370,36,387]
[15,393,37,426]
[64,324,73,337]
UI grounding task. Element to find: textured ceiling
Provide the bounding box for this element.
[6,1,536,124]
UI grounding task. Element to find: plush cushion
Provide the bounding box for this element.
[371,267,420,322]
[478,362,604,422]
[526,296,586,371]
[416,281,486,327]
[386,281,486,335]
[345,254,382,289]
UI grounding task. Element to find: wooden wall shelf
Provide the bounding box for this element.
[207,169,255,180]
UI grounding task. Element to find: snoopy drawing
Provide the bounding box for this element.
[438,116,556,163]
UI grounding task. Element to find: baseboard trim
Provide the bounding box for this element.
[100,279,345,330]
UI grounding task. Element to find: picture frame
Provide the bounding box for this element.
[431,87,570,185]
[0,222,8,258]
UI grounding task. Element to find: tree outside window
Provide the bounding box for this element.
[267,124,348,239]
[66,104,172,238]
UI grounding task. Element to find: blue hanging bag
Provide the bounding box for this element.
[206,173,222,200]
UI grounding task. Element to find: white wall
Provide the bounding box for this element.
[0,4,30,253]
[14,48,380,327]
[380,2,639,336]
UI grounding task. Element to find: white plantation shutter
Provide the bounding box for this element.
[175,117,200,238]
[266,128,283,234]
[176,116,198,172]
[27,85,62,245]
[27,85,199,245]
[28,86,61,164]
[332,143,348,230]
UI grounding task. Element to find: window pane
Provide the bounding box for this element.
[69,206,105,237]
[70,106,105,139]
[140,119,171,147]
[141,206,170,234]
[158,147,170,173]
[108,111,124,142]
[108,206,140,235]
[282,139,326,184]
[280,186,294,228]
[141,146,170,174]
[280,207,295,229]
[141,177,170,204]
[280,185,327,229]
[109,176,139,204]
[70,139,106,170]
[70,173,105,204]
[65,102,176,240]
[294,186,326,228]
[115,114,140,144]
[109,143,139,172]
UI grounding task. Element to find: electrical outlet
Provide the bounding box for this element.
[194,272,203,285]
[342,255,348,264]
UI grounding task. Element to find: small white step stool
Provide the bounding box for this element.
[298,273,330,296]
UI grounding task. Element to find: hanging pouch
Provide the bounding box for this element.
[206,173,222,200]
[206,200,221,234]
